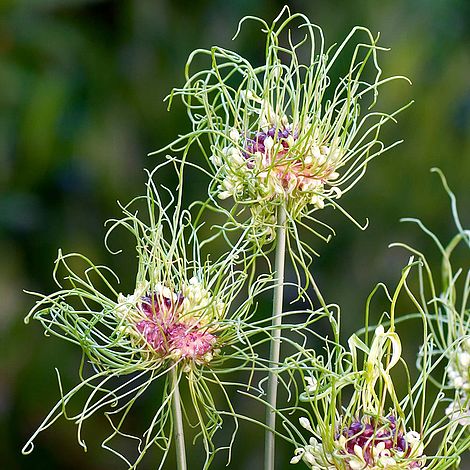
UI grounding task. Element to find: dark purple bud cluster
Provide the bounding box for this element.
[337,416,423,469]
[242,126,297,162]
[341,417,406,453]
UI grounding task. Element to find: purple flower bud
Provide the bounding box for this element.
[255,132,267,143]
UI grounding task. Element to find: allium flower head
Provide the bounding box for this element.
[292,415,425,470]
[447,338,470,393]
[445,339,470,428]
[23,169,270,467]
[215,103,341,213]
[445,397,470,427]
[393,169,470,435]
[160,7,410,243]
[287,261,470,470]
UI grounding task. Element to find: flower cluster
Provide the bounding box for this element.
[210,97,343,233]
[447,338,470,392]
[446,338,470,426]
[213,114,341,208]
[116,278,224,364]
[163,14,410,247]
[24,8,470,470]
[292,416,425,470]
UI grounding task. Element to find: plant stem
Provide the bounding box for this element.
[171,366,187,470]
[264,205,287,470]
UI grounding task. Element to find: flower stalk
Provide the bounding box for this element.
[170,366,187,470]
[265,204,287,470]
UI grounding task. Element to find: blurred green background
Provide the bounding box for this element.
[1,0,469,468]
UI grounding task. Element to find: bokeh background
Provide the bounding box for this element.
[1,0,469,469]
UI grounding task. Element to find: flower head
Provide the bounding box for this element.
[287,261,470,470]
[448,338,470,393]
[445,397,470,427]
[292,416,425,470]
[23,169,269,467]
[161,8,410,243]
[215,109,342,213]
[394,169,470,433]
[445,339,470,428]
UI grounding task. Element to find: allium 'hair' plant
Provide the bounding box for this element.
[287,260,470,469]
[158,6,410,249]
[23,4,469,469]
[392,169,470,431]
[23,168,272,468]
[446,339,470,427]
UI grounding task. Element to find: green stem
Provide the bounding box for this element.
[264,205,287,470]
[171,366,187,470]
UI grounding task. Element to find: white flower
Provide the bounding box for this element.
[116,281,150,321]
[405,431,425,459]
[299,417,314,433]
[459,352,470,368]
[290,436,335,469]
[228,147,245,166]
[445,398,470,426]
[210,153,223,167]
[264,136,275,151]
[229,128,240,141]
[448,339,470,392]
[290,448,305,464]
[305,376,317,394]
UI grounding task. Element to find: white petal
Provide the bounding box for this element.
[229,128,240,141]
[264,136,275,151]
[299,417,313,433]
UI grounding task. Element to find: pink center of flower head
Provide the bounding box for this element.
[242,126,336,191]
[338,416,423,469]
[135,291,216,361]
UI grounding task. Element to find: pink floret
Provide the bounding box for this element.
[136,319,166,353]
[135,290,217,362]
[168,323,216,359]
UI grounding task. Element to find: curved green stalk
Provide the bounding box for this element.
[265,205,287,470]
[171,366,187,470]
